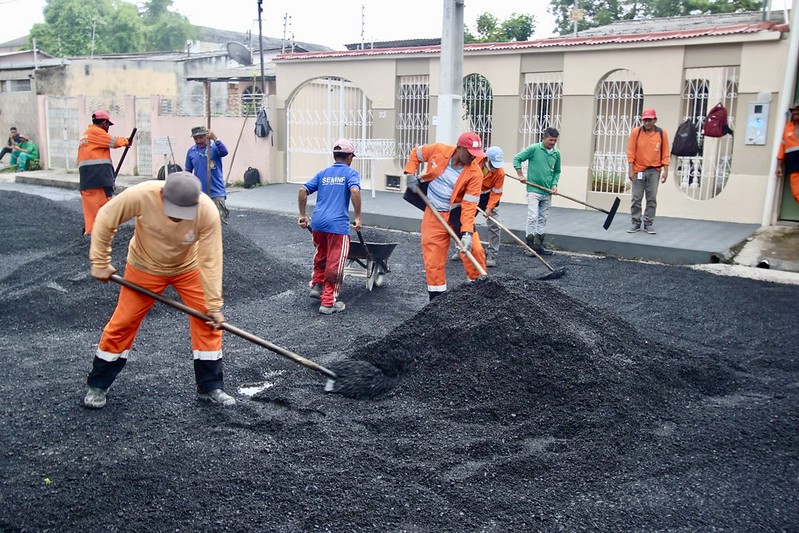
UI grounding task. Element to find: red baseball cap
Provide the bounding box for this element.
[457,131,485,157]
[92,110,114,125]
[641,109,657,120]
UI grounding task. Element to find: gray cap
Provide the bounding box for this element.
[163,171,201,220]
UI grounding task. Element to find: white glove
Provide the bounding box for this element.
[405,173,421,191]
[460,232,473,253]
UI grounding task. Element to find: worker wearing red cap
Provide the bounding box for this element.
[403,131,487,301]
[627,108,670,234]
[77,110,131,234]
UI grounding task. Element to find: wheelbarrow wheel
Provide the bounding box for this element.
[374,263,386,287]
[365,260,377,291]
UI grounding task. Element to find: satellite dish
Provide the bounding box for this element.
[226,42,253,66]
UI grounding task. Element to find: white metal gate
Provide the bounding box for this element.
[286,77,375,187]
[591,69,644,195]
[44,96,80,171]
[675,66,738,201]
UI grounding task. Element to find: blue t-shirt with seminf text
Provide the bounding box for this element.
[303,162,361,235]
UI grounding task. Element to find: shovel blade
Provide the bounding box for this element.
[603,197,621,230]
[537,267,567,281]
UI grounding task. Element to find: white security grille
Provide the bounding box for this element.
[158,94,265,117]
[675,67,738,201]
[286,77,373,186]
[591,70,644,194]
[463,73,493,148]
[520,72,563,147]
[396,75,430,165]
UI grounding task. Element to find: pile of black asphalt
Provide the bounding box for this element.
[1,188,796,531]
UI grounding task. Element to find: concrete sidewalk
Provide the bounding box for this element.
[4,168,798,274]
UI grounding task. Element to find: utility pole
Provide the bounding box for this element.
[282,13,290,54]
[360,5,365,50]
[257,0,266,98]
[91,19,98,57]
[436,0,465,143]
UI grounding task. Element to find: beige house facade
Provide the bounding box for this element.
[269,13,799,225]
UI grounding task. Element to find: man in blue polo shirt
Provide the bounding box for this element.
[185,126,229,223]
[297,139,362,314]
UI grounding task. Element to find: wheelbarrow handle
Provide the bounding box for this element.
[108,274,337,379]
[413,187,487,276]
[114,128,137,178]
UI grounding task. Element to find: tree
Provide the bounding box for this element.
[548,0,763,36]
[142,0,194,51]
[465,12,536,43]
[29,0,194,56]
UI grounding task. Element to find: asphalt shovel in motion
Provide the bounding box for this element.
[477,206,566,281]
[113,128,138,179]
[412,186,487,277]
[524,180,620,230]
[108,274,391,399]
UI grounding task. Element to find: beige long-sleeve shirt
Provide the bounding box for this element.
[90,180,224,312]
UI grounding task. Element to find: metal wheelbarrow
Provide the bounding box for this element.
[344,230,399,291]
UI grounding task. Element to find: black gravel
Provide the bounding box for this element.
[0,189,797,531]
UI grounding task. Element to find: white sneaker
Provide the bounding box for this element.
[197,388,236,406]
[319,301,346,314]
[84,386,107,409]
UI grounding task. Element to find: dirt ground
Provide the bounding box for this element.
[0,188,797,532]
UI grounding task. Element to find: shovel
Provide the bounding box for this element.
[108,274,390,399]
[521,179,620,230]
[412,186,487,277]
[477,206,566,281]
[113,128,137,178]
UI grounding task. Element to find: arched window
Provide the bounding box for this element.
[591,69,643,194]
[462,73,493,148]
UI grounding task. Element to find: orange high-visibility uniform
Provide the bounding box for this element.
[77,124,130,234]
[478,157,505,210]
[404,143,487,294]
[777,121,799,204]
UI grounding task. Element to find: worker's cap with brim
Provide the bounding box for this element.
[163,171,202,220]
[333,138,355,155]
[790,101,799,111]
[457,131,485,157]
[485,146,504,168]
[17,133,29,140]
[641,108,657,119]
[92,110,114,125]
[191,126,208,137]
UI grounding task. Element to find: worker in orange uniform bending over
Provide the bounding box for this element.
[403,131,488,301]
[77,110,131,235]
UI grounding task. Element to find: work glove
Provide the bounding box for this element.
[460,232,473,253]
[405,173,421,191]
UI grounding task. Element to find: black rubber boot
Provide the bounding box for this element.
[524,235,536,257]
[429,290,444,301]
[535,234,553,255]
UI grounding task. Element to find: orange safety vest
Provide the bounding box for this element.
[477,156,505,210]
[77,124,129,191]
[778,121,799,174]
[403,143,483,234]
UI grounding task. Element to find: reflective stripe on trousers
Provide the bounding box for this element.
[421,207,486,293]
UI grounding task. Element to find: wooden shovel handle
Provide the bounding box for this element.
[109,274,336,379]
[519,178,609,214]
[477,206,555,272]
